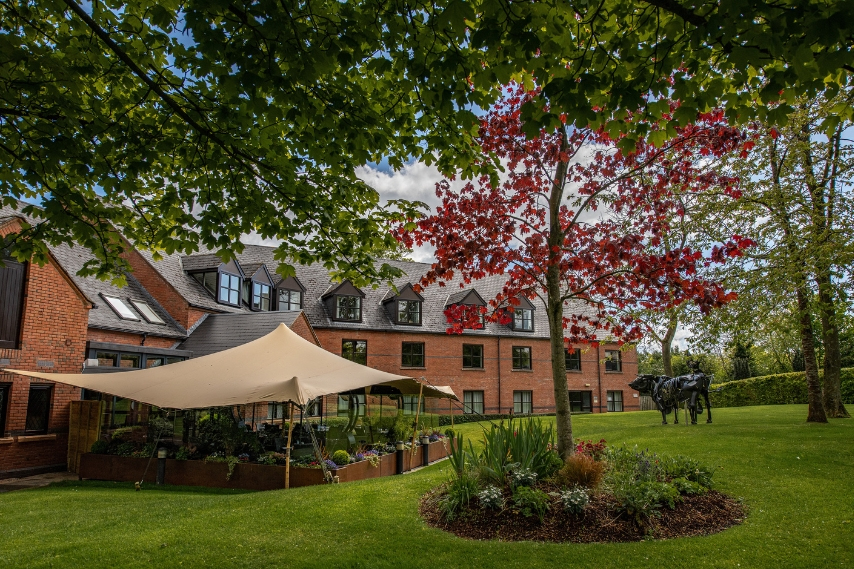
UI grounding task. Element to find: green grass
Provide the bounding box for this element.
[1,406,852,568]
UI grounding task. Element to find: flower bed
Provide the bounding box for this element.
[78,440,448,491]
[421,420,743,542]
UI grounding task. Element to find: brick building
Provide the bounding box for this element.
[1,204,637,478]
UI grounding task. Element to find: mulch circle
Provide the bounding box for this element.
[420,485,745,543]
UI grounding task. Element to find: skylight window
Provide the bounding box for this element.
[130,300,166,324]
[102,295,139,320]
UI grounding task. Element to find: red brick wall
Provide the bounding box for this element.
[312,328,638,416]
[86,329,177,349]
[1,219,91,477]
[123,249,222,330]
[291,313,320,346]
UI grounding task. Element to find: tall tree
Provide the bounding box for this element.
[399,88,750,459]
[696,93,854,421]
[3,1,853,281]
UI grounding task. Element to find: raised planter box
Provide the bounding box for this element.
[78,440,448,491]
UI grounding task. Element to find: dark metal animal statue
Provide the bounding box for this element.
[628,362,713,425]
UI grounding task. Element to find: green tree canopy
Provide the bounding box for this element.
[3,0,852,282]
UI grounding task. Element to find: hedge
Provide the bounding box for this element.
[710,368,854,408]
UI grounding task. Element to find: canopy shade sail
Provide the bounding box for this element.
[3,323,457,409]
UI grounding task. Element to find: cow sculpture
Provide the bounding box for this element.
[628,361,713,425]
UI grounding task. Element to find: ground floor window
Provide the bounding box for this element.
[25,384,52,433]
[463,390,484,415]
[268,403,287,419]
[607,390,624,412]
[401,395,425,415]
[338,394,366,416]
[568,390,592,413]
[513,390,533,414]
[0,383,9,435]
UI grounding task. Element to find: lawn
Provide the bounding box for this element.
[1,406,851,569]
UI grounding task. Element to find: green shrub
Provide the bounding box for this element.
[512,486,550,522]
[610,473,680,522]
[115,442,135,457]
[477,485,504,510]
[90,440,109,454]
[671,477,705,495]
[331,450,351,467]
[555,486,589,514]
[506,465,537,489]
[175,446,191,461]
[438,471,480,521]
[475,418,556,484]
[711,368,854,407]
[660,455,714,489]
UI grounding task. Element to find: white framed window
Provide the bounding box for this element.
[102,295,139,320]
[130,300,165,324]
[513,390,533,414]
[463,390,484,415]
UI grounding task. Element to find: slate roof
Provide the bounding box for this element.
[0,203,187,339]
[160,244,602,340]
[135,249,243,314]
[180,253,225,272]
[178,311,304,357]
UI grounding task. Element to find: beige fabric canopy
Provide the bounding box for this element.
[3,323,457,409]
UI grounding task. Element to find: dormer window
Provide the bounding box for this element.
[252,282,271,311]
[185,256,245,308]
[219,273,241,305]
[398,300,421,325]
[514,308,533,331]
[383,284,424,326]
[336,295,361,321]
[444,288,487,330]
[276,275,306,311]
[242,264,275,312]
[322,280,365,322]
[279,289,301,310]
[508,296,535,332]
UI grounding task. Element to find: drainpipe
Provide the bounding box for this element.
[596,345,603,413]
[497,336,502,415]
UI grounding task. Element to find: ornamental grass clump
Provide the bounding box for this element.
[556,453,605,491]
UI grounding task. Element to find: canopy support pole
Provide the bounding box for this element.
[285,402,295,489]
[409,382,424,470]
[450,399,454,428]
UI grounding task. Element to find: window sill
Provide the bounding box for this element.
[604,371,624,374]
[566,369,582,373]
[16,434,56,443]
[461,367,485,371]
[400,366,426,370]
[0,437,13,445]
[511,368,533,372]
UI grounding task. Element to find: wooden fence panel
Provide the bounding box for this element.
[67,400,103,473]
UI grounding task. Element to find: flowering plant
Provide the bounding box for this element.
[576,439,608,461]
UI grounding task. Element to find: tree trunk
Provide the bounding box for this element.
[816,271,849,418]
[547,282,573,460]
[796,286,828,423]
[547,126,574,460]
[661,316,677,377]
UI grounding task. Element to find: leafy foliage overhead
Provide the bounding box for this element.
[2,0,850,282]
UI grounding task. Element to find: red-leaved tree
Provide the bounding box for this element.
[398,87,754,459]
